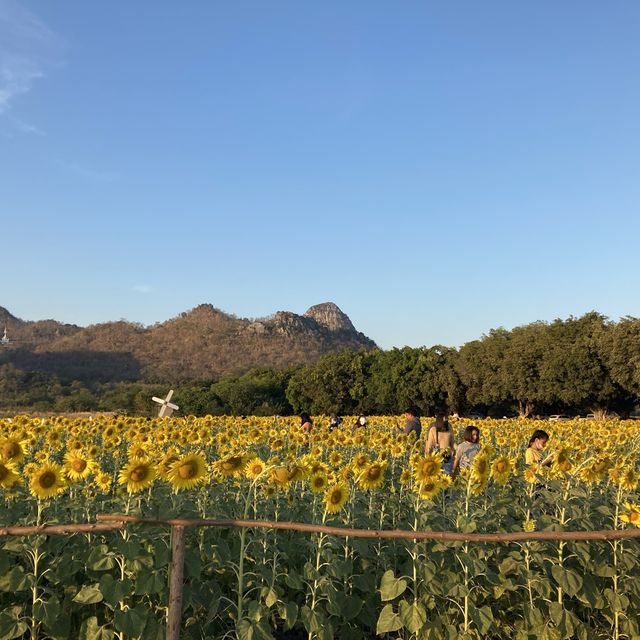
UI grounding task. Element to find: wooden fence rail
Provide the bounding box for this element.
[2,514,640,640]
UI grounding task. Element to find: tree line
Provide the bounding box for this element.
[1,313,638,418]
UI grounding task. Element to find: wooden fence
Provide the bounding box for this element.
[2,516,640,640]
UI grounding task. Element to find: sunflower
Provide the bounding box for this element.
[523,467,538,484]
[0,460,20,488]
[399,469,412,485]
[309,472,329,493]
[245,457,267,480]
[618,467,638,491]
[118,460,157,494]
[271,466,294,488]
[552,448,572,474]
[619,502,640,527]
[390,444,404,459]
[127,445,148,461]
[351,453,370,472]
[417,478,443,500]
[490,456,512,485]
[357,462,387,490]
[167,453,208,491]
[579,458,611,484]
[471,454,490,483]
[64,451,97,481]
[214,454,248,477]
[0,437,28,464]
[158,450,181,480]
[328,451,342,467]
[93,470,112,492]
[324,483,348,514]
[45,429,64,448]
[413,453,442,483]
[29,463,67,499]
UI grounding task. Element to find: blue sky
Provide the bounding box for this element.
[1,1,639,349]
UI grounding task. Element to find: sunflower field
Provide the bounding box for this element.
[1,414,640,640]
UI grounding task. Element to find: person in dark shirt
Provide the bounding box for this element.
[399,407,422,440]
[328,413,342,432]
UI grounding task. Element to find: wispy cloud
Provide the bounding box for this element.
[0,0,63,122]
[133,285,153,294]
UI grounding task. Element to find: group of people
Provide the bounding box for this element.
[299,409,553,475]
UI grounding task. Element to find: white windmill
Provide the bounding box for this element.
[1,327,9,345]
[152,389,179,417]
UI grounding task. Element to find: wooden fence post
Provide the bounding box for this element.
[166,525,186,640]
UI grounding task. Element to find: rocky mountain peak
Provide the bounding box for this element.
[303,302,356,333]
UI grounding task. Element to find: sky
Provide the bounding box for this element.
[1,1,639,350]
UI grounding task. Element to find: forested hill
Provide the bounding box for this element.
[0,302,376,382]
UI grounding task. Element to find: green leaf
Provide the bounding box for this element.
[551,566,583,597]
[99,574,132,608]
[604,588,629,613]
[264,588,278,608]
[379,569,407,601]
[33,596,61,630]
[0,566,34,591]
[0,551,10,575]
[114,605,148,637]
[376,604,403,635]
[78,616,114,640]
[469,605,494,635]
[86,545,115,571]
[277,601,298,631]
[300,606,324,634]
[549,602,576,639]
[284,571,303,590]
[73,584,104,605]
[0,612,28,640]
[134,570,165,595]
[399,600,426,634]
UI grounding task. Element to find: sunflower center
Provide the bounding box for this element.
[39,471,56,488]
[495,460,508,473]
[0,465,8,481]
[71,459,87,472]
[130,466,149,482]
[421,461,438,476]
[178,462,197,479]
[367,466,382,480]
[629,511,640,523]
[222,457,242,471]
[2,442,19,459]
[330,489,344,504]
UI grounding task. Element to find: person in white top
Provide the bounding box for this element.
[452,426,481,476]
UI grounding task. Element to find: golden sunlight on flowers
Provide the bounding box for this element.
[29,463,67,499]
[324,483,348,514]
[167,453,208,491]
[118,460,157,494]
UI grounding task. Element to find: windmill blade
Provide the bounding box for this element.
[165,390,174,401]
[152,397,164,404]
[167,402,179,411]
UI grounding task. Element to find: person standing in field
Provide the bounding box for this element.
[300,413,313,433]
[398,407,422,440]
[328,413,342,432]
[352,415,367,431]
[525,429,552,466]
[425,409,455,474]
[452,426,480,475]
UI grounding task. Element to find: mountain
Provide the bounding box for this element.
[0,303,376,382]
